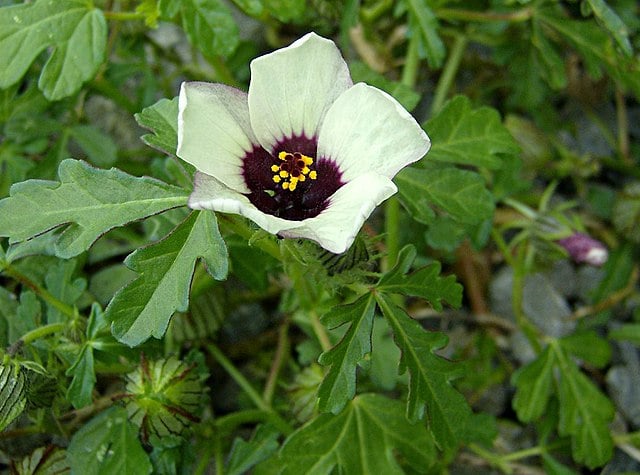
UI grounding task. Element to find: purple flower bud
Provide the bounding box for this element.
[557,232,608,266]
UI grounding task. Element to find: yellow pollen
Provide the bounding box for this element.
[272,150,318,191]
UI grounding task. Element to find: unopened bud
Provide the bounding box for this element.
[557,232,608,266]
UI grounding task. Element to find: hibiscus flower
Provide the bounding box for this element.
[177,32,430,254]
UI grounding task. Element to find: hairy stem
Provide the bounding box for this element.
[2,264,76,320]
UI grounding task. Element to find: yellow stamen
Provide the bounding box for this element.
[272,150,318,192]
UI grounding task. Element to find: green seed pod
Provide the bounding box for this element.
[12,446,70,475]
[123,354,208,443]
[0,358,28,432]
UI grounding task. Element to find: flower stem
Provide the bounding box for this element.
[218,215,282,261]
[2,264,76,320]
[511,245,542,353]
[206,343,293,435]
[615,86,632,165]
[431,34,467,116]
[384,198,401,273]
[401,33,421,88]
[436,7,534,23]
[262,320,290,404]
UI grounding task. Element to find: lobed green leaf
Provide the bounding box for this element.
[511,347,555,422]
[317,293,377,414]
[397,166,495,226]
[376,292,470,453]
[559,331,611,368]
[376,245,462,310]
[0,0,107,100]
[135,97,179,156]
[226,425,280,475]
[553,342,614,469]
[0,159,189,258]
[180,0,239,58]
[67,406,152,475]
[423,95,520,170]
[260,394,436,474]
[107,211,228,347]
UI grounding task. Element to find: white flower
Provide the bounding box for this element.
[177,32,430,254]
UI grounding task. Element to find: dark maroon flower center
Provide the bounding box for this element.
[241,135,343,221]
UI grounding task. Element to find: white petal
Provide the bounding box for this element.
[177,82,256,193]
[280,173,397,254]
[317,83,430,182]
[189,172,305,235]
[248,32,352,153]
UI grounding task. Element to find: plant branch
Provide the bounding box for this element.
[263,319,290,405]
[431,34,467,116]
[2,264,76,320]
[436,7,534,23]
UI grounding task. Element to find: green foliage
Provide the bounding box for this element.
[350,62,420,111]
[512,338,615,469]
[397,166,495,226]
[404,0,445,68]
[67,406,152,475]
[0,0,106,100]
[376,294,470,453]
[613,182,640,242]
[0,159,189,258]
[317,294,376,414]
[0,0,637,472]
[424,96,520,170]
[226,425,280,475]
[65,304,112,409]
[259,394,437,474]
[178,0,239,58]
[135,97,179,156]
[609,323,640,346]
[376,245,462,309]
[107,211,228,346]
